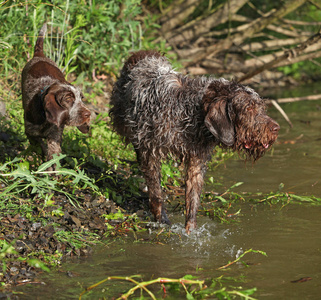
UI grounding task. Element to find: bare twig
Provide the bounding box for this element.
[183,0,308,68]
[267,94,321,128]
[275,94,321,104]
[159,0,199,33]
[270,99,293,128]
[167,0,248,45]
[238,28,321,82]
[275,49,321,68]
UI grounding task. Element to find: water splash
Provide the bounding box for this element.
[168,222,220,256]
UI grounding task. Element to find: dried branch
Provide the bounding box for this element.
[244,40,321,67]
[282,18,321,26]
[238,29,321,82]
[183,0,308,67]
[268,94,321,127]
[275,94,321,103]
[274,50,321,69]
[159,0,199,33]
[270,100,293,127]
[167,0,249,45]
[267,24,311,38]
[237,37,308,52]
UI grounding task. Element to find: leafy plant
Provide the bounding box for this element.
[0,0,162,83]
[78,248,265,299]
[217,249,267,270]
[0,155,101,208]
[54,229,101,251]
[0,239,51,274]
[161,160,182,188]
[0,239,17,261]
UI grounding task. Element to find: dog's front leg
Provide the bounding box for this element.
[46,128,63,171]
[185,156,206,233]
[26,135,46,158]
[141,153,170,225]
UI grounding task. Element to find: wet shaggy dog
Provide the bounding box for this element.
[21,24,91,166]
[110,50,280,233]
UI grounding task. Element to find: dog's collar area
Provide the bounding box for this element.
[40,85,50,98]
[39,86,51,119]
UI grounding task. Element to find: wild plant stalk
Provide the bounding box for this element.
[217,249,267,270]
[79,275,205,300]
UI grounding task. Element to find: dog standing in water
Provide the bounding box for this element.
[110,50,280,233]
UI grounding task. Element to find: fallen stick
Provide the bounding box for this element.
[266,93,321,127]
[270,99,293,127]
[238,29,321,83]
[275,93,321,103]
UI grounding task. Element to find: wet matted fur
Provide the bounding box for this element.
[110,50,280,233]
[21,23,91,167]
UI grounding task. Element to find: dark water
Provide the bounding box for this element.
[15,85,321,299]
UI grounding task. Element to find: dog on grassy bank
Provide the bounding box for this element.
[110,50,280,233]
[21,23,91,167]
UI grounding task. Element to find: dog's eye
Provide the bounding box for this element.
[60,93,75,107]
[64,96,74,103]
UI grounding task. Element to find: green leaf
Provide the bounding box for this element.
[216,195,227,203]
[27,259,50,272]
[186,292,195,300]
[228,182,244,190]
[103,210,125,220]
[36,154,66,173]
[0,157,21,172]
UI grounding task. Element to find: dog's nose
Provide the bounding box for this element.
[270,122,280,133]
[83,109,91,119]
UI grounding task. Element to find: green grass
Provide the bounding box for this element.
[0,155,100,208]
[0,0,170,83]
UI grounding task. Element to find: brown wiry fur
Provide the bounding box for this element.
[110,50,280,233]
[21,23,91,168]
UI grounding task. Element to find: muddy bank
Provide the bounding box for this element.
[0,161,154,288]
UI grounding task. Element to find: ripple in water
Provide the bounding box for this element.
[165,222,244,261]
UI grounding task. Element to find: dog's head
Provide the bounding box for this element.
[42,84,91,133]
[203,80,279,160]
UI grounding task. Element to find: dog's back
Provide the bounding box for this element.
[110,50,214,158]
[123,50,163,72]
[22,23,67,110]
[110,50,179,148]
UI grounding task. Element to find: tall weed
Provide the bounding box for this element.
[0,0,168,81]
[0,155,101,208]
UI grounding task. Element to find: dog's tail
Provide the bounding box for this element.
[34,23,47,57]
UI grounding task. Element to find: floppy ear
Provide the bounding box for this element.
[204,99,235,146]
[43,93,68,127]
